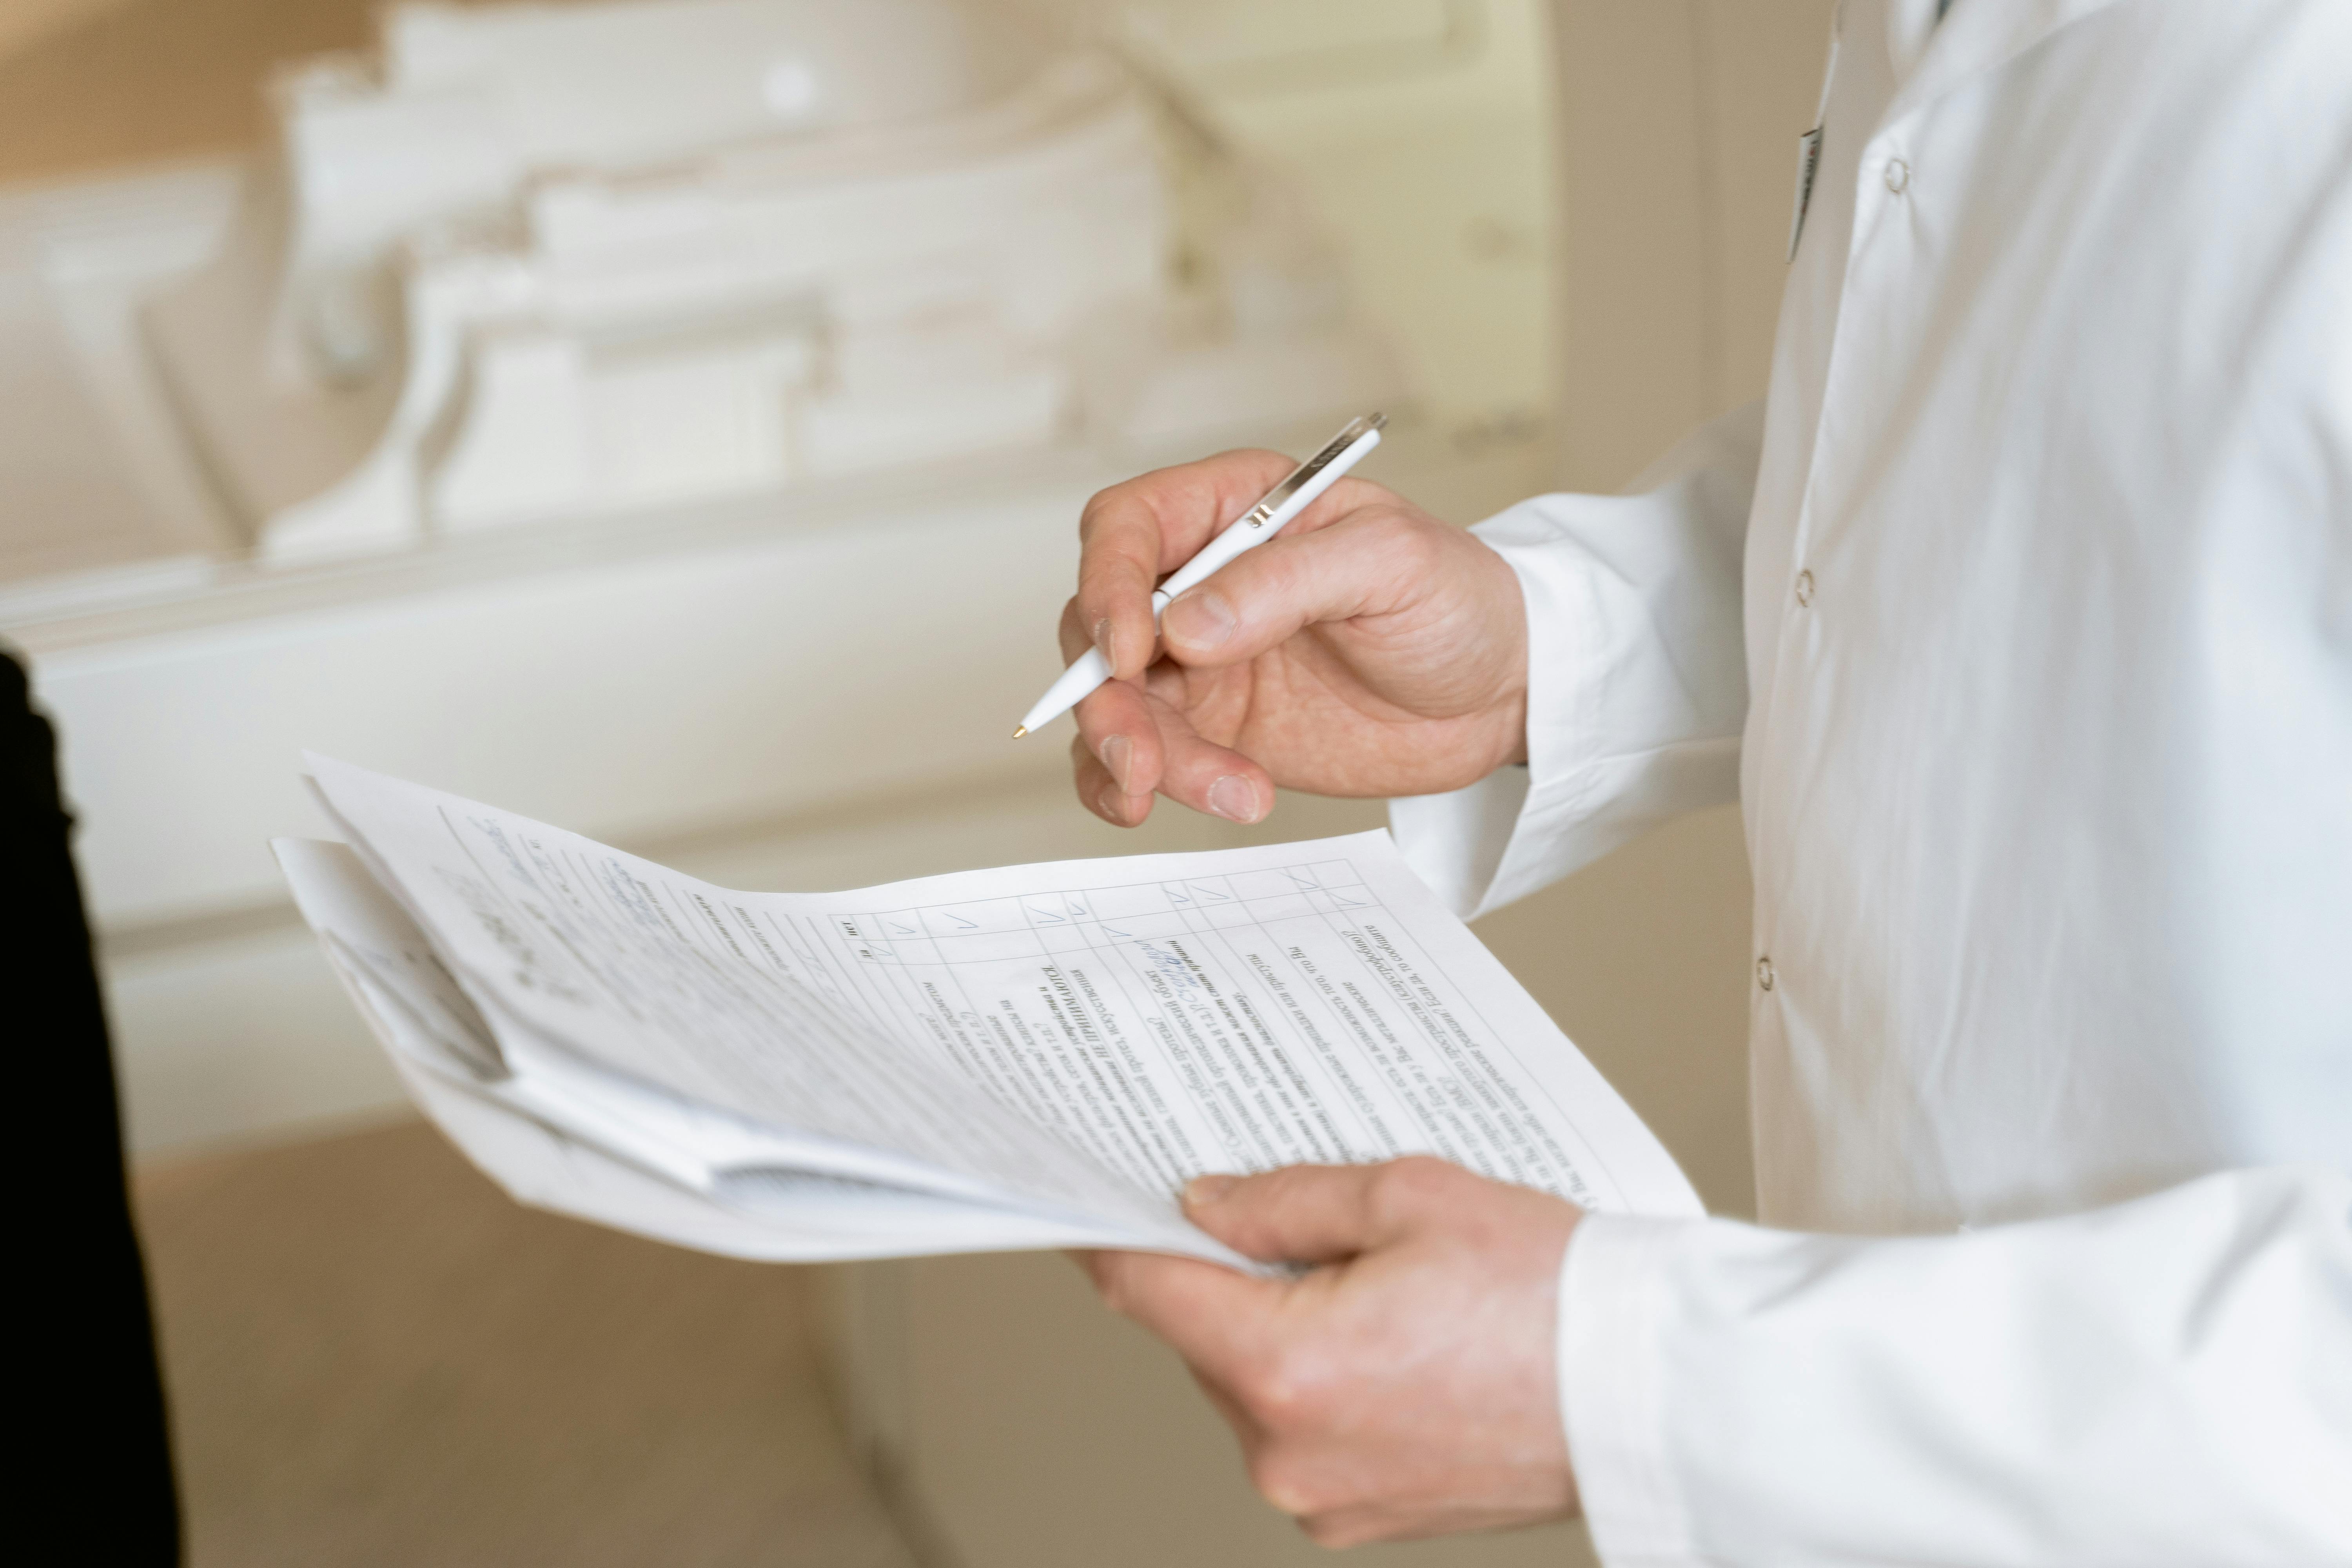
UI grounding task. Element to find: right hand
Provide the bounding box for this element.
[1061,448,1530,827]
[1079,1159,1584,1546]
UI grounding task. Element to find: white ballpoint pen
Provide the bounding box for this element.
[1012,412,1387,739]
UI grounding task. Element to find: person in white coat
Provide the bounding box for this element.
[1066,0,2352,1560]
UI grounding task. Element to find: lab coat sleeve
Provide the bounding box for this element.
[1558,1167,2352,1566]
[1388,403,1761,919]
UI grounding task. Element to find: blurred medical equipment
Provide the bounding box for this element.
[92,0,1393,561]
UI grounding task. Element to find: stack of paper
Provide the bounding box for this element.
[278,757,1701,1269]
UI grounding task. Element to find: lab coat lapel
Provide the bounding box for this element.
[1884,0,2139,123]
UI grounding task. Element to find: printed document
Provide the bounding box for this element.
[279,756,1701,1268]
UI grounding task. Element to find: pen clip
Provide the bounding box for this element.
[1244,412,1387,527]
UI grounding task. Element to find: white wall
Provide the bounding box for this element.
[1553,0,1838,488]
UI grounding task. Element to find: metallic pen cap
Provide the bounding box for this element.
[1241,412,1387,527]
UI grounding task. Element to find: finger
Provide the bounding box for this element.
[1056,594,1092,666]
[1076,450,1318,679]
[1071,673,1165,803]
[1132,675,1274,824]
[1181,1161,1429,1265]
[1070,735,1153,826]
[1159,507,1439,672]
[1295,1503,1474,1550]
[1085,1247,1287,1374]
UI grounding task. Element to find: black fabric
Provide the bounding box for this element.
[5,650,182,1562]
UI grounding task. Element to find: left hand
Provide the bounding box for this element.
[1078,1157,1584,1546]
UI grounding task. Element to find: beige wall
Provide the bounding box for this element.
[0,0,131,62]
[1554,0,1837,488]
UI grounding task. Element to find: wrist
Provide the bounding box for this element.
[1472,534,1532,769]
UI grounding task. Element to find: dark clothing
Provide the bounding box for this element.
[5,650,181,1562]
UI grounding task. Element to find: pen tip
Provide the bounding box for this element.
[1011,725,1028,740]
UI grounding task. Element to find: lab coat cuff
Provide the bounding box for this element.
[1389,506,1609,919]
[1559,1212,1706,1568]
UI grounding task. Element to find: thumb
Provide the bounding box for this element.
[1183,1163,1411,1266]
[1158,507,1435,671]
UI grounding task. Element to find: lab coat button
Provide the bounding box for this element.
[1886,158,1912,194]
[1795,569,1815,606]
[1756,956,1776,991]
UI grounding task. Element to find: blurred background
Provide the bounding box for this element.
[0,0,1831,1562]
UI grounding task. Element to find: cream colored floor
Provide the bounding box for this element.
[135,1120,917,1568]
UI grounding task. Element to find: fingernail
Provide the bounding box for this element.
[1206,775,1260,823]
[1093,617,1116,670]
[1100,733,1132,791]
[1185,1174,1240,1207]
[1165,588,1237,650]
[1098,780,1129,821]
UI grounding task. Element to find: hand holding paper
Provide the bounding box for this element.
[1085,1159,1586,1545]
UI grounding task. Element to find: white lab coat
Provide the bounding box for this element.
[1391,0,2352,1560]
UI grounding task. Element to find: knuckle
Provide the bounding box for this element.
[1252,539,1314,606]
[1074,562,1135,615]
[1367,507,1446,574]
[1247,1450,1328,1519]
[1390,1152,1456,1185]
[1088,1259,1136,1316]
[1263,1161,1334,1214]
[1237,1340,1335,1431]
[1076,517,1152,593]
[1300,1513,1364,1548]
[1076,481,1138,542]
[1369,1155,1455,1218]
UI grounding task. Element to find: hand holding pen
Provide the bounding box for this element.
[1017,416,1389,737]
[1040,415,1536,829]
